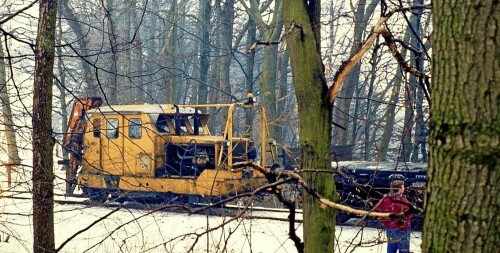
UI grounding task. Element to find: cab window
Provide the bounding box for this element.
[129,118,142,139]
[93,118,101,138]
[106,118,119,138]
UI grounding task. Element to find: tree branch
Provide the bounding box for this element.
[247,22,302,54]
[0,0,39,25]
[379,29,431,103]
[328,4,432,104]
[234,162,422,219]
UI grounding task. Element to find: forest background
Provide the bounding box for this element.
[1,0,498,253]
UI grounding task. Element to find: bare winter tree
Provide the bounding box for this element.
[32,0,57,252]
[0,1,471,253]
[283,1,336,252]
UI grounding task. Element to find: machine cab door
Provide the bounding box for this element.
[100,116,124,175]
[122,116,154,176]
[82,118,103,173]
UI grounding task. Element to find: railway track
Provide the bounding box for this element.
[1,192,303,223]
[2,192,423,231]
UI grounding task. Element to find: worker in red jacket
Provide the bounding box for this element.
[373,180,413,253]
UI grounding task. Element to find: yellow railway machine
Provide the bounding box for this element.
[61,96,274,203]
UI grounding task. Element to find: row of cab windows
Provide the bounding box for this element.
[92,118,142,139]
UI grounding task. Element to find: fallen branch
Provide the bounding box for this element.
[234,162,421,220]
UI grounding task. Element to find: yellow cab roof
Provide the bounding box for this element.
[88,104,199,115]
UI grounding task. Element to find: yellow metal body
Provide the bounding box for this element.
[77,102,270,198]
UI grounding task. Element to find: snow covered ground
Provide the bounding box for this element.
[0,158,422,253]
[0,195,422,253]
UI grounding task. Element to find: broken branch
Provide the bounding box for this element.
[233,162,420,219]
[328,4,432,104]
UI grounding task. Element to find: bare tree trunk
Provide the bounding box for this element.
[60,0,97,95]
[122,1,133,104]
[197,0,211,106]
[145,0,158,103]
[55,5,68,162]
[276,46,290,144]
[364,38,380,160]
[169,0,180,104]
[133,1,144,104]
[243,0,283,140]
[423,1,499,251]
[284,1,335,252]
[160,0,180,103]
[378,24,412,161]
[207,3,222,130]
[244,16,256,136]
[32,0,57,252]
[401,73,415,161]
[333,0,376,146]
[0,37,21,166]
[410,0,427,163]
[105,0,118,104]
[219,0,235,103]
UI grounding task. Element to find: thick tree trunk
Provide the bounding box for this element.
[260,42,280,137]
[161,0,179,104]
[283,1,336,252]
[207,3,222,129]
[423,1,499,252]
[0,38,21,166]
[32,0,57,252]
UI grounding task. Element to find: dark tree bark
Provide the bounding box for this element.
[32,0,57,252]
[423,1,499,252]
[283,1,336,252]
